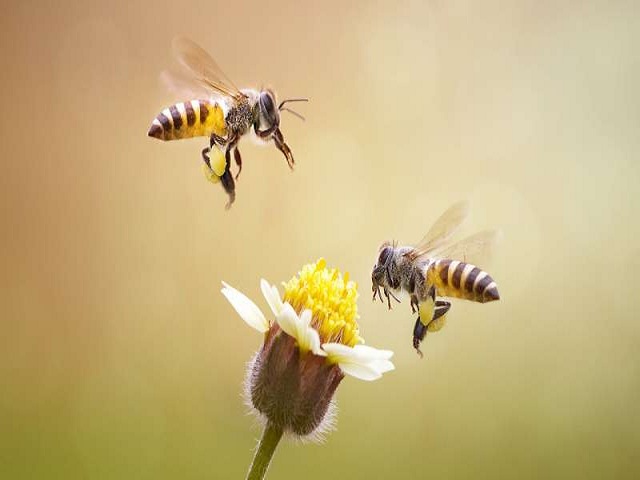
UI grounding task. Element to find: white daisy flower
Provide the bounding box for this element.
[221,259,395,385]
[223,259,395,480]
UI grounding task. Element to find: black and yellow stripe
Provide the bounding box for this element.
[148,99,227,141]
[427,259,499,303]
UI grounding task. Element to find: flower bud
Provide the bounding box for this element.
[248,325,344,437]
[222,259,395,440]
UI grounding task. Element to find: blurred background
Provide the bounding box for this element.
[2,0,639,478]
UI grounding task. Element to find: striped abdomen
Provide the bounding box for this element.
[148,100,226,141]
[427,259,499,303]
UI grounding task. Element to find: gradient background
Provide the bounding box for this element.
[2,0,639,478]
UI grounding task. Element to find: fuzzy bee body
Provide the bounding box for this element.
[148,99,227,141]
[148,37,305,208]
[371,202,501,357]
[427,259,499,303]
[375,249,498,307]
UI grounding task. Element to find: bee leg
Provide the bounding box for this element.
[225,134,239,170]
[383,289,400,309]
[205,132,229,170]
[273,128,295,170]
[373,285,383,302]
[424,300,451,333]
[220,148,236,210]
[410,295,419,314]
[413,317,428,358]
[210,133,227,149]
[433,300,451,321]
[201,147,212,170]
[389,290,400,302]
[234,148,242,180]
[383,288,392,310]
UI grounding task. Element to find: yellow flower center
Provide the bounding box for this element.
[283,258,362,347]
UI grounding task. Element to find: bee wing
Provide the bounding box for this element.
[170,36,245,100]
[430,229,503,266]
[409,201,470,259]
[160,68,221,100]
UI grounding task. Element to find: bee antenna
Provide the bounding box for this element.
[278,98,309,109]
[280,107,306,122]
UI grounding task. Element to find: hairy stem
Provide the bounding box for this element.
[246,423,284,480]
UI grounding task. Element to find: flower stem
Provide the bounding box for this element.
[246,422,284,480]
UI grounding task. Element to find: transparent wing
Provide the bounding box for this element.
[170,36,244,100]
[413,201,470,256]
[160,68,219,100]
[430,229,502,266]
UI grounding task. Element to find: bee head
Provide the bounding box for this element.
[371,243,393,288]
[257,89,280,135]
[256,91,308,138]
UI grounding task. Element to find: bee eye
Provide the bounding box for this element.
[259,92,278,126]
[260,92,274,112]
[378,246,391,265]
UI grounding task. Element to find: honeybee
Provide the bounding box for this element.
[148,36,306,208]
[371,201,501,357]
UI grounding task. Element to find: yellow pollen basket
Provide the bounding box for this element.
[283,258,362,347]
[202,145,227,184]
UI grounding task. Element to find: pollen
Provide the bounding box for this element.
[202,146,226,184]
[283,258,362,347]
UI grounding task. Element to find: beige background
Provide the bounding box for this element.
[2,0,639,478]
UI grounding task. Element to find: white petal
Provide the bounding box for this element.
[275,303,301,339]
[297,309,313,346]
[338,362,383,381]
[352,344,394,361]
[323,343,393,363]
[221,282,269,333]
[299,310,326,356]
[353,345,393,363]
[321,342,354,362]
[303,323,327,357]
[370,359,395,374]
[310,334,327,356]
[260,279,284,316]
[323,342,395,381]
[275,306,326,356]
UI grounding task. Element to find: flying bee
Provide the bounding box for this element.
[148,36,307,208]
[371,201,501,357]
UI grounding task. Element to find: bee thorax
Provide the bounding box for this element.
[225,100,254,134]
